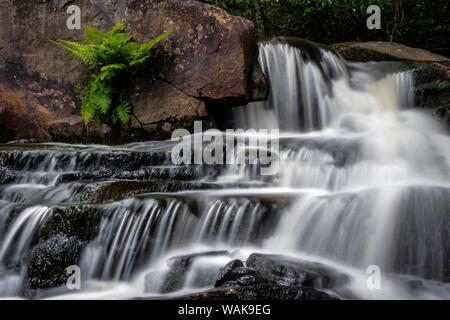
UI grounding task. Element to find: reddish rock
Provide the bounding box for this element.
[0,0,268,142]
[126,0,261,102]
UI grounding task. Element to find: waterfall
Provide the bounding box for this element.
[0,39,449,299]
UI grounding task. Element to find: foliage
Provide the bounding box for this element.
[51,23,173,125]
[201,0,448,55]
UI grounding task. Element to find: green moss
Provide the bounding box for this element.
[414,65,450,122]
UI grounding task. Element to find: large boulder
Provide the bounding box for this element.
[245,253,350,290]
[28,234,82,289]
[331,41,450,64]
[179,284,335,300]
[0,0,268,142]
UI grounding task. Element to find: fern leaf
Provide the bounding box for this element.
[115,102,132,123]
[84,26,106,44]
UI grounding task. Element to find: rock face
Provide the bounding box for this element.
[144,251,346,300]
[0,0,268,142]
[246,253,349,289]
[181,284,334,300]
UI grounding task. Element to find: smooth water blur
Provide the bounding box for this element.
[1,41,449,299]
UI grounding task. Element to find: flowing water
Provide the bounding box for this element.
[1,40,450,299]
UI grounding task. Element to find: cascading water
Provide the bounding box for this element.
[0,39,449,299]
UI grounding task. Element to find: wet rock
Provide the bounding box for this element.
[214,259,265,288]
[413,65,450,122]
[214,259,244,287]
[89,180,223,203]
[28,234,81,289]
[179,284,336,300]
[58,172,96,183]
[331,41,450,63]
[246,253,350,290]
[48,116,85,139]
[0,166,14,184]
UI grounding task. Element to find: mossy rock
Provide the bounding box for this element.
[331,43,403,62]
[0,166,14,184]
[28,234,81,289]
[331,41,449,63]
[413,65,450,121]
[88,180,220,203]
[39,205,102,242]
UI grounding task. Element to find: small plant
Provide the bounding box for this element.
[50,22,173,125]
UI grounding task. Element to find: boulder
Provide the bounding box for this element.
[89,180,223,203]
[214,259,244,287]
[125,0,262,102]
[184,253,348,300]
[0,0,268,142]
[331,41,450,64]
[214,259,266,288]
[28,234,81,289]
[0,166,14,184]
[48,116,112,142]
[179,284,335,300]
[246,253,350,290]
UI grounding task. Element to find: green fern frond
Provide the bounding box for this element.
[115,101,132,124]
[84,26,106,44]
[99,63,126,80]
[108,22,126,36]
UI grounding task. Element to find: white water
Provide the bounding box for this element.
[1,41,450,299]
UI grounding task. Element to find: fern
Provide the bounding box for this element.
[51,22,173,125]
[114,101,132,124]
